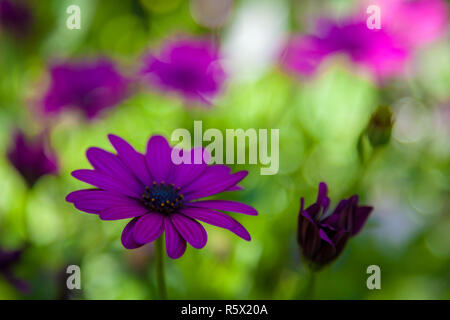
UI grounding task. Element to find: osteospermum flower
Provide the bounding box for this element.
[297,182,373,269]
[281,18,408,81]
[66,135,257,259]
[362,0,448,48]
[7,129,58,188]
[42,59,129,119]
[0,246,29,294]
[140,38,226,104]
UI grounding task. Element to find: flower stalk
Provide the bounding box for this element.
[303,269,316,300]
[154,237,167,300]
[20,189,30,242]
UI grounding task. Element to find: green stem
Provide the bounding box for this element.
[345,146,381,196]
[154,237,167,300]
[303,270,316,300]
[20,188,30,242]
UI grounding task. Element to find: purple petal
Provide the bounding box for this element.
[164,217,187,259]
[317,182,328,198]
[100,205,149,220]
[169,147,208,188]
[71,169,141,198]
[181,164,231,194]
[145,135,172,183]
[299,197,319,224]
[298,215,321,259]
[317,182,330,212]
[184,169,248,200]
[66,189,100,203]
[171,213,207,249]
[67,190,132,203]
[323,199,349,227]
[180,207,251,241]
[121,217,144,249]
[187,200,258,216]
[352,206,373,236]
[75,198,136,212]
[319,228,335,246]
[67,189,142,214]
[226,185,243,191]
[108,134,152,186]
[86,147,144,195]
[222,215,251,241]
[180,207,233,228]
[132,213,164,243]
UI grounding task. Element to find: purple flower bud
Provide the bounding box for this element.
[0,0,32,37]
[297,182,373,269]
[0,246,30,294]
[366,105,394,147]
[7,129,58,188]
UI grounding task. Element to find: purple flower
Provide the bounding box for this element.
[364,0,448,48]
[297,182,373,269]
[281,18,409,81]
[7,130,58,188]
[0,0,32,37]
[42,59,129,119]
[0,247,30,294]
[66,134,257,259]
[140,38,226,105]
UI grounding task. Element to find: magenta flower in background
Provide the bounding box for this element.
[0,0,32,37]
[140,39,226,105]
[0,247,30,294]
[297,182,373,269]
[363,0,448,48]
[282,18,408,80]
[66,134,257,259]
[42,59,129,119]
[7,130,58,188]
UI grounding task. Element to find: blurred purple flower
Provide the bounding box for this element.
[0,0,32,37]
[297,182,373,269]
[42,59,129,119]
[282,18,408,80]
[7,129,58,188]
[365,0,448,48]
[0,247,30,294]
[66,134,257,259]
[140,39,226,105]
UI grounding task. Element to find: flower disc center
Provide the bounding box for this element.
[141,182,184,214]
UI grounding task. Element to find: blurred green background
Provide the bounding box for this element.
[0,0,449,299]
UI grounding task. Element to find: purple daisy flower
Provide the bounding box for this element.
[140,38,226,105]
[66,135,257,259]
[362,0,448,49]
[281,18,409,81]
[7,129,58,188]
[42,59,129,119]
[0,0,32,37]
[297,182,373,269]
[0,246,30,294]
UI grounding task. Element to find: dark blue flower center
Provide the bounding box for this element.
[141,182,184,214]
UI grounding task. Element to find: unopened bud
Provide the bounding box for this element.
[367,105,393,147]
